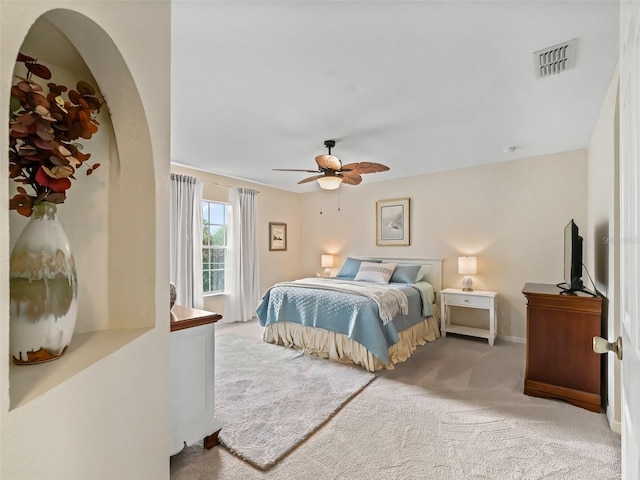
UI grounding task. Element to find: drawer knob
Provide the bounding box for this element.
[464,299,469,302]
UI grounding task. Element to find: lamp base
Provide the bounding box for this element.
[461,275,473,292]
[323,268,331,278]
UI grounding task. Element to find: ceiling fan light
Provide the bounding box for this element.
[317,176,343,190]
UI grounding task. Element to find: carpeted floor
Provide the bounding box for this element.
[170,320,621,479]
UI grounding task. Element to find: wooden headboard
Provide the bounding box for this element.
[357,257,443,300]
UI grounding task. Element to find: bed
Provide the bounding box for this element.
[257,257,442,371]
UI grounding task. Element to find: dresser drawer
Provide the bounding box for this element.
[444,293,492,308]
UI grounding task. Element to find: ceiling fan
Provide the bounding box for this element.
[273,140,390,190]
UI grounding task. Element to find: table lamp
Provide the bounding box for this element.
[321,254,334,277]
[458,256,477,291]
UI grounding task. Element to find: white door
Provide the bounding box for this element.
[619,2,640,478]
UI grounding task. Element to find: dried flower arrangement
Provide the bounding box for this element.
[9,52,105,217]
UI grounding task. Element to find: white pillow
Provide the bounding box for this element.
[415,265,428,282]
[354,262,397,284]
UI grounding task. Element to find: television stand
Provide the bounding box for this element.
[522,283,602,412]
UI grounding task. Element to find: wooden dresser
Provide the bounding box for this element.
[522,283,602,412]
[170,305,223,455]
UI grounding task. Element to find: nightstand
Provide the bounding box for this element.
[440,288,497,346]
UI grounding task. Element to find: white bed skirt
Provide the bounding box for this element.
[263,312,441,372]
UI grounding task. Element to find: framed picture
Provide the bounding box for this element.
[269,222,287,251]
[376,198,410,246]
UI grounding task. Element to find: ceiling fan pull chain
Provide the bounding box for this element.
[338,189,341,212]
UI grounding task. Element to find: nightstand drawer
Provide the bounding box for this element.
[444,293,492,308]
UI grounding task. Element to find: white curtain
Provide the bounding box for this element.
[169,173,204,309]
[224,187,260,322]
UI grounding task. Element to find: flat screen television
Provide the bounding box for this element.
[561,219,584,293]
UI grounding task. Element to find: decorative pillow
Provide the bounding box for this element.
[336,257,381,279]
[354,262,397,284]
[415,265,429,282]
[390,264,422,284]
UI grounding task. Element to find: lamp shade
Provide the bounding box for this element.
[321,254,334,278]
[458,256,477,275]
[317,176,343,190]
[321,254,334,268]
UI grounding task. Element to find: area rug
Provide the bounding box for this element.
[215,334,375,470]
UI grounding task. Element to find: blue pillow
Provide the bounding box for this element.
[390,264,421,284]
[336,257,381,279]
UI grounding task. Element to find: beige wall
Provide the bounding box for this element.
[171,164,301,318]
[587,66,620,432]
[298,151,589,340]
[1,2,171,479]
[174,146,599,344]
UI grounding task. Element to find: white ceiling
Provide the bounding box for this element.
[171,1,619,193]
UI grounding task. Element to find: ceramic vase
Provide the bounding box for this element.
[9,202,78,364]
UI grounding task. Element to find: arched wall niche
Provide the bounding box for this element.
[11,15,113,334]
[43,8,158,331]
[6,8,159,409]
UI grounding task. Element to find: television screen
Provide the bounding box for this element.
[563,219,583,292]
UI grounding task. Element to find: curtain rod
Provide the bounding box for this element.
[212,181,260,193]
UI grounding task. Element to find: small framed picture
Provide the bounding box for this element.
[376,198,410,246]
[269,222,287,251]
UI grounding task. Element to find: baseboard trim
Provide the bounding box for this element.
[498,335,526,344]
[606,405,622,434]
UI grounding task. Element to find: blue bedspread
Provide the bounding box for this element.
[256,279,434,364]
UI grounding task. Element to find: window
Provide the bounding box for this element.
[202,200,230,294]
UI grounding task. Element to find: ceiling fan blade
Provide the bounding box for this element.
[340,172,362,185]
[341,162,390,174]
[297,174,324,184]
[315,154,342,171]
[273,168,320,173]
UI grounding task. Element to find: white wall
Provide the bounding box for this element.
[298,150,589,340]
[1,2,171,479]
[171,164,301,319]
[587,66,621,432]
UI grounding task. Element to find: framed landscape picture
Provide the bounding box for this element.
[269,222,287,251]
[376,198,410,246]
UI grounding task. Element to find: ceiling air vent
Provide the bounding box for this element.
[533,38,577,78]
